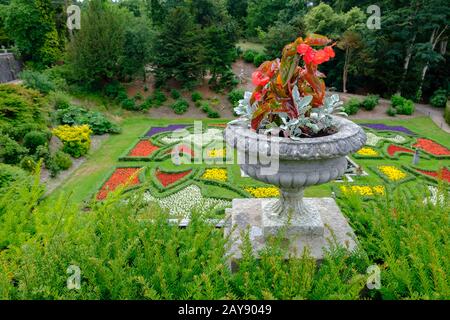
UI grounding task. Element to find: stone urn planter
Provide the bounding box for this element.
[224,116,367,237]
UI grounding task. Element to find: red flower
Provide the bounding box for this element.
[97,168,140,200]
[413,138,450,156]
[129,140,159,157]
[254,91,262,101]
[312,49,330,65]
[324,46,335,58]
[156,169,192,187]
[416,168,450,183]
[252,70,270,86]
[297,44,312,55]
[387,144,414,157]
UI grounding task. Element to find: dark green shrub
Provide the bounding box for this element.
[228,89,245,107]
[171,99,189,115]
[23,131,48,154]
[116,90,128,102]
[34,145,50,162]
[343,98,360,115]
[191,92,202,102]
[391,94,404,108]
[53,150,72,171]
[243,50,256,63]
[20,70,55,94]
[134,92,143,102]
[49,91,71,110]
[171,89,181,99]
[387,107,397,117]
[0,163,28,189]
[56,106,120,135]
[19,156,37,172]
[121,98,137,111]
[253,53,268,67]
[152,89,167,107]
[444,100,450,125]
[361,95,379,111]
[207,110,220,118]
[430,89,448,108]
[0,135,28,164]
[144,85,149,92]
[140,98,153,110]
[105,81,125,99]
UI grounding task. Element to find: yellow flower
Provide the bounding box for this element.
[202,168,227,181]
[378,165,407,181]
[245,187,280,198]
[340,185,385,196]
[357,147,379,156]
[207,148,226,158]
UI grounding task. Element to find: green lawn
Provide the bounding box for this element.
[51,116,450,206]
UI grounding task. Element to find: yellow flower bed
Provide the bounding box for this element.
[378,165,407,181]
[52,125,92,158]
[340,185,385,196]
[207,148,226,158]
[201,168,227,181]
[357,147,379,156]
[245,187,280,198]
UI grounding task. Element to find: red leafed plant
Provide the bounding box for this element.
[236,34,342,138]
[129,140,159,157]
[156,169,192,187]
[387,145,414,157]
[97,168,140,200]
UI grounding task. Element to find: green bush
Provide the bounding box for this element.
[152,89,167,107]
[139,98,153,110]
[387,107,397,117]
[56,106,120,135]
[47,150,72,176]
[430,89,448,108]
[134,92,143,102]
[0,135,28,164]
[34,145,50,162]
[253,53,268,67]
[20,70,55,94]
[104,81,125,99]
[343,98,360,115]
[116,90,128,103]
[19,155,37,172]
[228,89,245,107]
[121,98,137,111]
[243,50,256,63]
[49,91,71,110]
[444,100,450,125]
[361,95,379,111]
[391,94,404,108]
[171,99,189,115]
[201,102,221,118]
[170,89,181,99]
[23,131,48,154]
[0,163,28,190]
[191,91,203,102]
[391,94,414,115]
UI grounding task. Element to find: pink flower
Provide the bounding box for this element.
[254,91,262,101]
[252,71,270,86]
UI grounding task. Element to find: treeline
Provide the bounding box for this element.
[0,0,449,101]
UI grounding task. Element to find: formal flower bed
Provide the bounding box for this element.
[340,185,385,196]
[166,144,194,157]
[387,144,414,157]
[97,167,141,200]
[415,167,450,183]
[156,169,192,187]
[245,186,280,198]
[128,140,159,157]
[361,123,416,135]
[143,185,230,217]
[413,138,450,156]
[366,132,407,147]
[356,147,379,157]
[378,165,407,181]
[161,128,223,147]
[201,168,227,182]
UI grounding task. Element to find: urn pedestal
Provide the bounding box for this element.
[224,116,367,260]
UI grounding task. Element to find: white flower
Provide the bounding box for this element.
[365,132,406,147]
[144,185,231,217]
[423,186,447,206]
[161,128,224,148]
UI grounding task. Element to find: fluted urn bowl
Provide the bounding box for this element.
[224,116,367,235]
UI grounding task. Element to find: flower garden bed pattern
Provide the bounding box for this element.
[360,123,416,136]
[415,167,450,183]
[156,169,193,187]
[413,138,450,157]
[145,124,188,137]
[128,140,160,157]
[97,168,141,200]
[387,144,414,157]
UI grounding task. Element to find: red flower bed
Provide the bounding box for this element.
[156,169,192,187]
[387,144,414,157]
[128,140,159,157]
[416,167,450,183]
[97,168,140,200]
[413,138,450,156]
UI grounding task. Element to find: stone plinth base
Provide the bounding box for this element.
[224,198,357,261]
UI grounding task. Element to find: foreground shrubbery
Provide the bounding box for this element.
[0,173,448,299]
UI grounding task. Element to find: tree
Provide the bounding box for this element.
[152,6,205,88]
[4,0,62,66]
[67,0,129,87]
[337,30,362,93]
[246,0,288,36]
